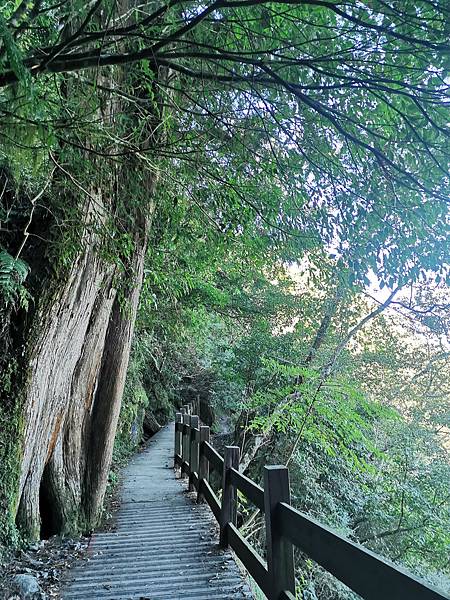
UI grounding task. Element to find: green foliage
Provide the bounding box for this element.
[0,13,30,88]
[0,249,30,309]
[138,249,449,596]
[114,384,148,462]
[0,359,24,552]
[114,335,153,462]
[2,0,448,289]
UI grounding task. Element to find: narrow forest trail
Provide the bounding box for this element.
[63,424,253,599]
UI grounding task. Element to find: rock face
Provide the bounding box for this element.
[8,574,46,599]
[142,411,161,438]
[199,397,215,426]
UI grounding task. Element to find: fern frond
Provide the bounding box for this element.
[0,249,30,308]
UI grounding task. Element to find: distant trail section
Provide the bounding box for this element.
[63,424,253,599]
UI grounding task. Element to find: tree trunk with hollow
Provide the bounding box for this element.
[14,197,153,538]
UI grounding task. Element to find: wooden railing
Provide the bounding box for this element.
[174,404,449,600]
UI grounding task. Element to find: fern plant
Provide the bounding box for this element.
[0,249,30,310]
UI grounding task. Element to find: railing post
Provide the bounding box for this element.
[183,404,190,415]
[219,445,240,548]
[174,412,182,475]
[181,414,186,474]
[264,465,295,600]
[197,425,210,503]
[181,413,191,478]
[189,415,199,492]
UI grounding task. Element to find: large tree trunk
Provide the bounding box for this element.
[13,191,154,539]
[16,248,112,537]
[83,215,148,524]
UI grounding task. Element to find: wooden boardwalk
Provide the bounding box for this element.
[63,424,252,599]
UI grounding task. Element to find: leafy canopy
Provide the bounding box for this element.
[1,0,449,287]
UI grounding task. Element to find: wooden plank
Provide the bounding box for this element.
[220,446,239,547]
[228,523,270,598]
[202,441,224,474]
[200,479,221,522]
[278,502,449,600]
[230,468,264,511]
[264,466,295,600]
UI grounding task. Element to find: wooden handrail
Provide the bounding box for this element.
[202,440,224,473]
[278,502,447,600]
[230,467,264,511]
[174,407,449,600]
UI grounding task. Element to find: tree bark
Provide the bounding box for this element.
[83,215,149,524]
[16,248,114,537]
[14,190,154,538]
